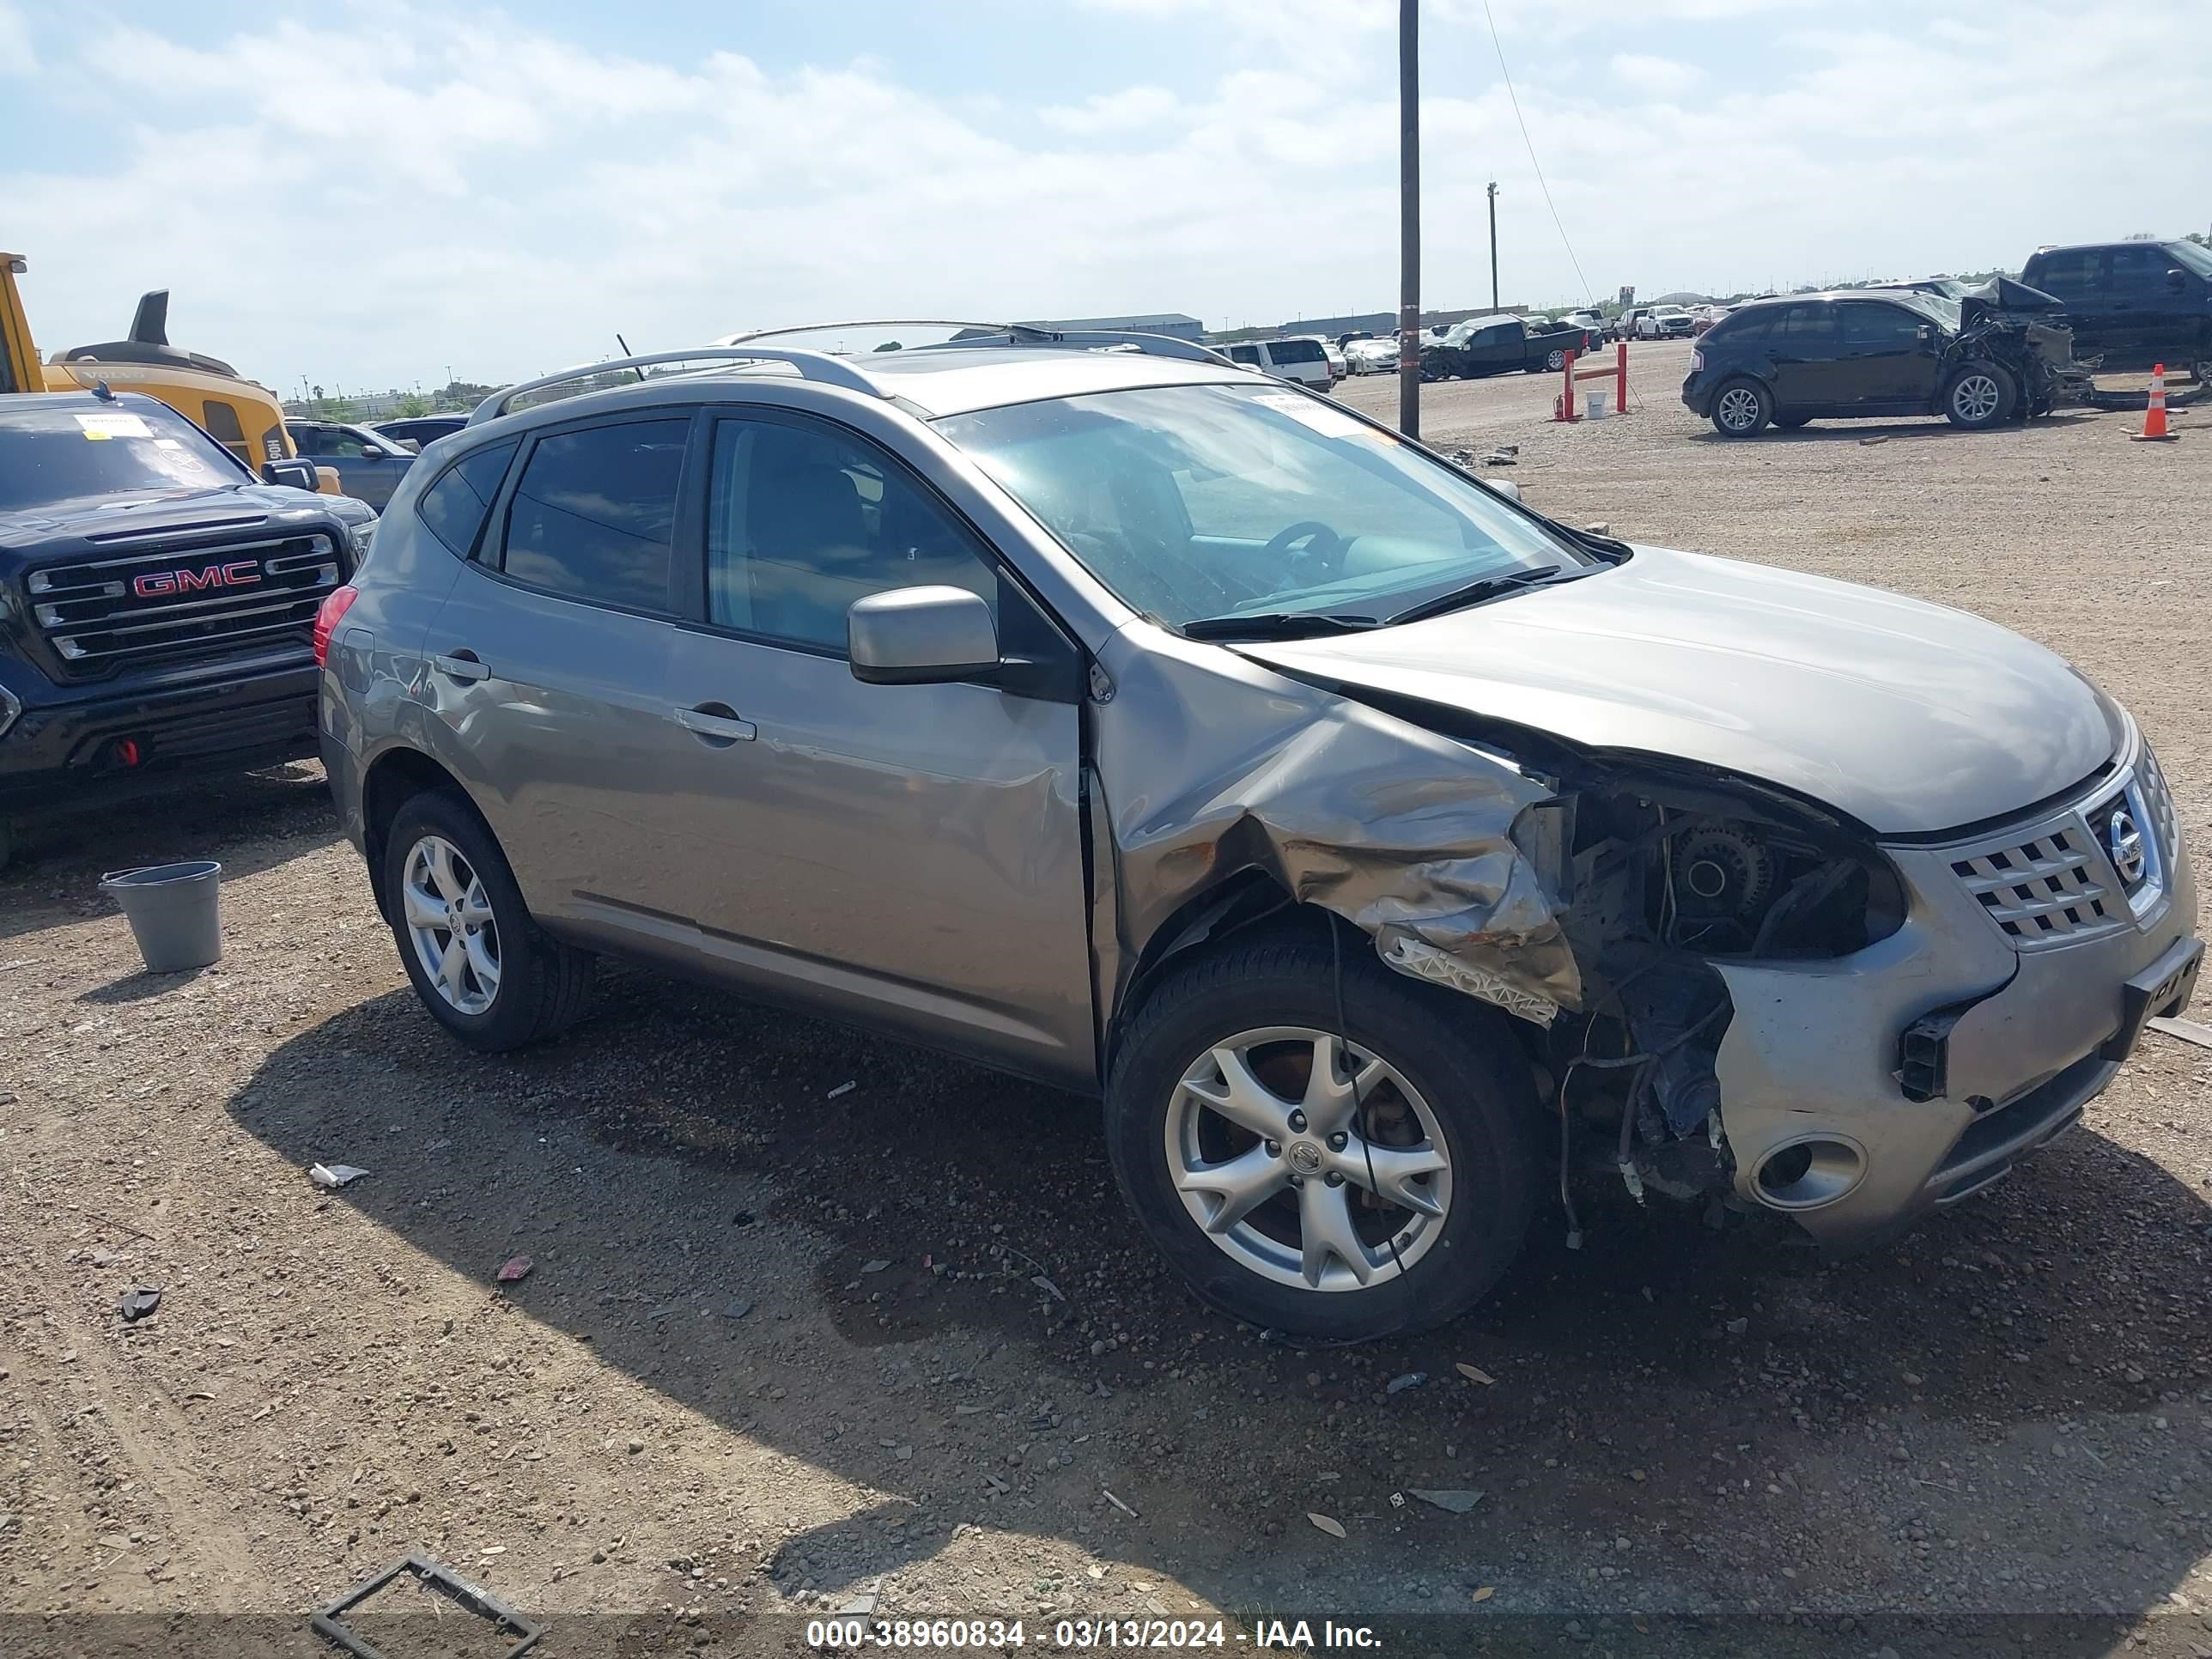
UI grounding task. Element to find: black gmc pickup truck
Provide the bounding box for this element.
[1419,313,1595,380]
[0,391,374,866]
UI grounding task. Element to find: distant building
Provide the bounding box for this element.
[1018,312,1206,343]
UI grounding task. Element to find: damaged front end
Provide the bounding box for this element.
[1513,757,1909,1221]
[1954,276,2096,415]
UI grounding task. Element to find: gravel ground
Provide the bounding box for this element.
[4,344,2211,1658]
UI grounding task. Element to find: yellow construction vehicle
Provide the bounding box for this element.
[2,251,334,489]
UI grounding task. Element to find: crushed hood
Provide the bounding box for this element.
[1236,545,2119,836]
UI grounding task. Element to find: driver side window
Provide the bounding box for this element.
[705,416,997,653]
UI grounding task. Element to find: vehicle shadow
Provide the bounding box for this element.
[0,763,337,944]
[1686,412,2106,446]
[222,963,2212,1634]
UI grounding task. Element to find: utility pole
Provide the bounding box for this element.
[1396,0,1420,438]
[1487,181,1500,310]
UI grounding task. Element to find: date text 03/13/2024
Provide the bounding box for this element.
[803,1616,1384,1649]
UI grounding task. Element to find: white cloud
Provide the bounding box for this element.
[1608,53,1703,99]
[0,1,35,75]
[4,2,2207,391]
[1040,85,1182,135]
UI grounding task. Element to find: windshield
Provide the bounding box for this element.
[0,399,246,513]
[935,382,1583,629]
[2168,240,2212,278]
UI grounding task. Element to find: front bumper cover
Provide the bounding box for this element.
[1709,752,2198,1254]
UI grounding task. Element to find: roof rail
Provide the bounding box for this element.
[467,346,882,427]
[721,319,1237,369]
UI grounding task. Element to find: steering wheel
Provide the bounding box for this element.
[1261,520,1346,584]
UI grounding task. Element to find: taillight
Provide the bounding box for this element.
[313,585,359,667]
[1690,348,1705,374]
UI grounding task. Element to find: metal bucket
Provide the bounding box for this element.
[100,860,224,973]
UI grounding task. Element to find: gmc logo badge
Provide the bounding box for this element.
[134,561,262,599]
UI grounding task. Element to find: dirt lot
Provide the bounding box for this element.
[5,342,2212,1658]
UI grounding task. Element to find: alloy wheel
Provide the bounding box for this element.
[1951,373,2001,422]
[401,835,501,1015]
[1165,1025,1452,1292]
[1717,386,1762,431]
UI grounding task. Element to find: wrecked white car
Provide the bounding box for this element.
[319,325,2201,1343]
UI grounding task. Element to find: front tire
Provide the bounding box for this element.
[383,788,593,1053]
[1711,378,1772,437]
[1943,362,2015,429]
[1106,932,1540,1342]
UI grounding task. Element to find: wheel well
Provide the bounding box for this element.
[1109,870,1304,1058]
[361,749,470,920]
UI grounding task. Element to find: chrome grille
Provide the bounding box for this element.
[24,535,343,677]
[1950,824,2117,946]
[1945,755,2176,951]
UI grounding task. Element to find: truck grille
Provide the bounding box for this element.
[25,534,344,678]
[1946,753,2176,951]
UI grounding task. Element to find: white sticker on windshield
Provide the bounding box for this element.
[73,411,152,440]
[1252,392,1369,440]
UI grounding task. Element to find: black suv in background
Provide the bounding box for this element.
[1680,286,2087,437]
[0,392,373,866]
[2019,240,2212,374]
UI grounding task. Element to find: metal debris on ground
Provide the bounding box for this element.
[116,1286,161,1322]
[495,1255,533,1283]
[827,1080,857,1099]
[1455,1363,1496,1385]
[1103,1487,1139,1517]
[860,1258,890,1273]
[2149,1016,2212,1049]
[1408,1489,1485,1514]
[1386,1371,1425,1395]
[309,1163,368,1189]
[1307,1512,1347,1538]
[312,1553,541,1659]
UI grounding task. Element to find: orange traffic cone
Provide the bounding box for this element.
[2132,363,2179,441]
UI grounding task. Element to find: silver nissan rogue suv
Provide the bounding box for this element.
[315,325,2199,1343]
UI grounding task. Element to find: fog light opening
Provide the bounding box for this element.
[1752,1136,1866,1211]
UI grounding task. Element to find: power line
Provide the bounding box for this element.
[1481,0,1596,308]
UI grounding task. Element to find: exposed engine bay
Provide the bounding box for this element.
[1515,769,1908,1214]
[1954,276,2096,416]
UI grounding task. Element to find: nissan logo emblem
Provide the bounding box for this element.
[2108,807,2147,885]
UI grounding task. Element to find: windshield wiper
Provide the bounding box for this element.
[1382,567,1578,628]
[1180,611,1382,641]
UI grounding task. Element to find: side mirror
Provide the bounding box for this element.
[1489,480,1523,503]
[261,459,319,491]
[394,438,422,454]
[1917,323,1936,345]
[848,586,1000,686]
[2166,269,2187,292]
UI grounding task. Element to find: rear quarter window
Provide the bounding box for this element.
[1271,339,1326,364]
[417,440,519,558]
[1705,309,1774,344]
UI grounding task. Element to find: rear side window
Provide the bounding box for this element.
[1769,305,1839,346]
[1271,339,1325,364]
[2026,249,2101,297]
[417,440,518,557]
[1706,308,1773,343]
[1226,344,1261,366]
[499,418,689,611]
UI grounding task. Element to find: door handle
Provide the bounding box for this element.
[674,703,757,744]
[432,650,489,684]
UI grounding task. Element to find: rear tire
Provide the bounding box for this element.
[1543,349,1567,372]
[1106,931,1540,1342]
[1711,378,1772,438]
[383,788,593,1053]
[1943,362,2015,429]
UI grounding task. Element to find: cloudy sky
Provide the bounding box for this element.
[3,0,2206,393]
